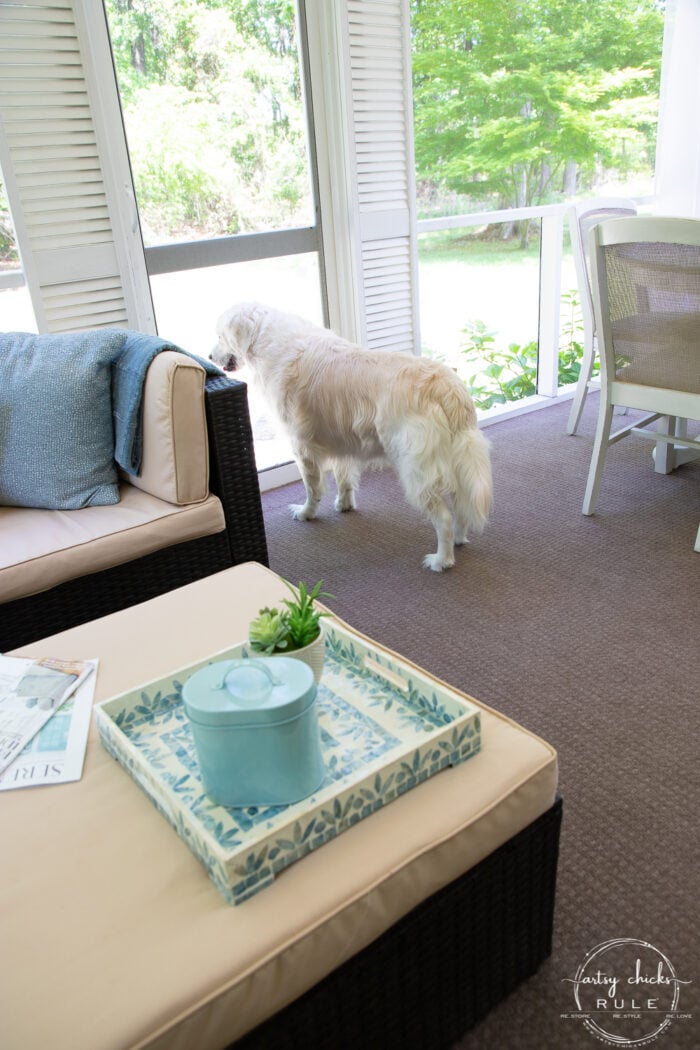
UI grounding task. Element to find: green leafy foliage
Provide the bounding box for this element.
[411,0,664,218]
[247,607,290,654]
[460,289,589,409]
[104,0,310,241]
[461,323,539,408]
[248,580,333,654]
[101,0,664,246]
[281,579,333,649]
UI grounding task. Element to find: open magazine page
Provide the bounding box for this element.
[0,659,98,790]
[0,656,96,776]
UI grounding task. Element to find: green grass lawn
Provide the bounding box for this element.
[417,231,577,369]
[418,229,543,266]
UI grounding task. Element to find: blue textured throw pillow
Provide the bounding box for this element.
[0,330,127,510]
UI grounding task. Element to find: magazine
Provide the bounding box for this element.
[0,656,96,777]
[0,660,97,790]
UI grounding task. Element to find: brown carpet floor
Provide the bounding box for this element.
[259,395,699,1050]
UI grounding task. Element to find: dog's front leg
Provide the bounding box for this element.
[333,461,361,512]
[290,452,325,521]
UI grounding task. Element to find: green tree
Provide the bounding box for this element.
[411,0,665,242]
[104,0,308,239]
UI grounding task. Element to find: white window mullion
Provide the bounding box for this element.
[303,0,362,344]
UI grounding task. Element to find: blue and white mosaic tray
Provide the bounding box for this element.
[94,621,481,905]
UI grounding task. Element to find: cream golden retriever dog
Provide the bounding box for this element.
[213,302,492,571]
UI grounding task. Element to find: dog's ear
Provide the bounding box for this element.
[220,302,264,358]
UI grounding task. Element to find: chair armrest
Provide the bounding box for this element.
[204,376,269,567]
[126,352,210,505]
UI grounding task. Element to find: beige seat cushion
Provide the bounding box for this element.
[0,486,225,603]
[123,350,211,505]
[4,563,558,1050]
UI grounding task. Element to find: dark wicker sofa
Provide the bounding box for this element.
[0,375,268,652]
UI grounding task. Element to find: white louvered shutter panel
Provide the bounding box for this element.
[342,0,419,354]
[0,0,154,334]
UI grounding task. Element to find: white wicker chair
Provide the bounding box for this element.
[582,215,700,532]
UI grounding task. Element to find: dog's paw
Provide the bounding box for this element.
[422,552,455,572]
[290,503,317,521]
[454,531,470,546]
[334,494,356,512]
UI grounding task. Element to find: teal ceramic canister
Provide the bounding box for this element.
[182,656,325,807]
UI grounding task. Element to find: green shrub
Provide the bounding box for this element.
[460,289,591,410]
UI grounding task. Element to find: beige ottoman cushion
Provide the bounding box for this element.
[4,563,557,1050]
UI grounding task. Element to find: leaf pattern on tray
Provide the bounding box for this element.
[94,623,481,905]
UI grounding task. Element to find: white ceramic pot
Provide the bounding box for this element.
[276,626,326,683]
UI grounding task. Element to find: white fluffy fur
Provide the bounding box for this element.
[213,301,493,571]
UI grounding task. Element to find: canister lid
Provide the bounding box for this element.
[182,656,316,726]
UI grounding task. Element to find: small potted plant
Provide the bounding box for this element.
[248,580,332,682]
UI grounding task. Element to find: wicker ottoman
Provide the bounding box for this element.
[3,563,560,1050]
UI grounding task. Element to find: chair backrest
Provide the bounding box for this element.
[567,197,637,336]
[589,215,700,399]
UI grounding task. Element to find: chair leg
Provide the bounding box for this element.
[653,416,677,474]
[582,400,614,515]
[653,418,699,471]
[672,419,700,467]
[567,328,595,435]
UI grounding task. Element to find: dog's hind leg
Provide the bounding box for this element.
[419,493,456,571]
[290,451,325,521]
[333,461,361,512]
[453,512,470,546]
[398,470,455,570]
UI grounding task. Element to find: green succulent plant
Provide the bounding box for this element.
[247,580,334,654]
[247,606,291,654]
[281,579,333,649]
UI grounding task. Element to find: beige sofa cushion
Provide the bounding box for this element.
[4,564,558,1050]
[0,486,225,602]
[123,350,210,505]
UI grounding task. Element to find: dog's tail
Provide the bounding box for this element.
[452,427,493,535]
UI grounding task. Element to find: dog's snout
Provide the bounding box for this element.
[220,353,238,372]
[211,341,239,372]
